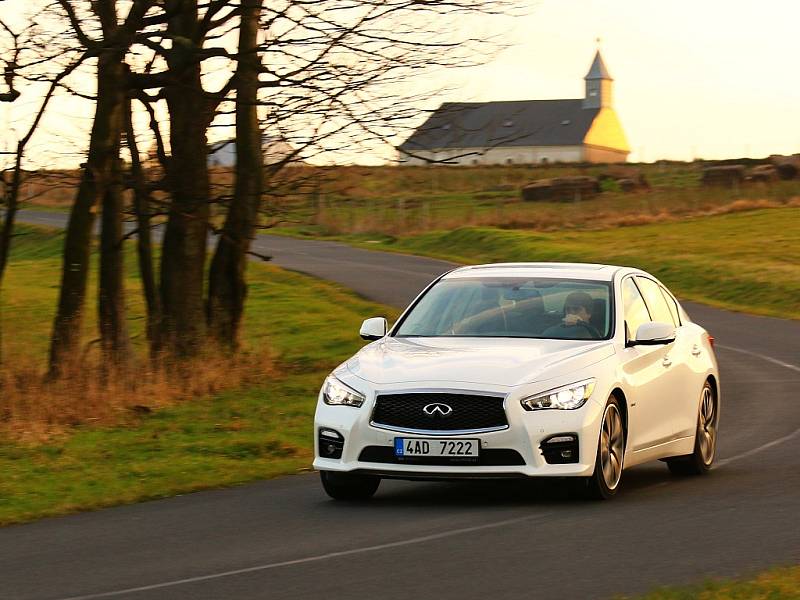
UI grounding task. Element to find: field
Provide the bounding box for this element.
[277,163,800,236]
[0,225,398,524]
[19,162,800,236]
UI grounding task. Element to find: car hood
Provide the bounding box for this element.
[346,336,615,387]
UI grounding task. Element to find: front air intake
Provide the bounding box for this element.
[318,428,344,459]
[540,433,579,464]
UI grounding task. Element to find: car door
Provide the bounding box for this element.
[618,277,676,451]
[657,283,706,439]
[634,277,698,438]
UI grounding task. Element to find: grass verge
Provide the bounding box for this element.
[624,565,800,599]
[0,225,398,524]
[339,208,800,321]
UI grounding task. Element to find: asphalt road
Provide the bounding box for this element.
[3,210,799,600]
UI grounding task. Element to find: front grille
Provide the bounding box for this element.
[358,446,525,466]
[371,392,507,433]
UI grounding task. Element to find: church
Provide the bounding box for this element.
[398,51,630,165]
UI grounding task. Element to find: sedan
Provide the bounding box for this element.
[313,263,719,500]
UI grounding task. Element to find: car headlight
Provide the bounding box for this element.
[520,379,596,411]
[322,376,365,408]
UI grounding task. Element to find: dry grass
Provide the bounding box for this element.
[312,194,800,236]
[19,164,800,236]
[0,350,276,442]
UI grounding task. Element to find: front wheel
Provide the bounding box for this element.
[666,381,717,476]
[320,470,380,501]
[584,395,625,500]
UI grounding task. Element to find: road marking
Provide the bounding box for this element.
[54,512,552,600]
[713,344,800,467]
[716,344,800,373]
[716,427,800,467]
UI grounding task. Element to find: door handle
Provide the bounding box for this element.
[662,356,672,368]
[691,344,702,357]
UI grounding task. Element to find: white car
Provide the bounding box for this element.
[313,263,719,500]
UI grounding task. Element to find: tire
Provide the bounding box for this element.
[666,381,717,476]
[320,470,380,501]
[584,395,626,500]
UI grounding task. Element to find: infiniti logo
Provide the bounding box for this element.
[422,402,453,417]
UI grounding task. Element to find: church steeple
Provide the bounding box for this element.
[583,50,613,109]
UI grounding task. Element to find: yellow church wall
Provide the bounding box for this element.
[583,108,631,154]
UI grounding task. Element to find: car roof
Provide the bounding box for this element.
[443,262,638,282]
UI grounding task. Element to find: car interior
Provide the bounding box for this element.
[450,284,609,338]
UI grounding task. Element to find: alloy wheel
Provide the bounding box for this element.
[697,385,716,465]
[600,403,624,490]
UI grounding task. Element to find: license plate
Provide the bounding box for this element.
[394,438,480,458]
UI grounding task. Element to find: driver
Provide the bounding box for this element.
[543,291,600,339]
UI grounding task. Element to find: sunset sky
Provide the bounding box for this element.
[444,0,800,162]
[1,0,799,166]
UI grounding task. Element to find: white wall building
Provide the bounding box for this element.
[398,51,630,166]
[208,135,296,168]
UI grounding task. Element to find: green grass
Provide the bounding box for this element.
[625,564,800,599]
[0,225,398,524]
[346,208,800,320]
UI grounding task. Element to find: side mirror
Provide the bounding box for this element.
[360,317,388,341]
[629,321,675,347]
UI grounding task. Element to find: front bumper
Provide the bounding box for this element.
[313,381,606,479]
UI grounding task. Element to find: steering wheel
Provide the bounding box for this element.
[575,320,602,338]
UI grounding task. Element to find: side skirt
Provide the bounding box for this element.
[625,435,695,468]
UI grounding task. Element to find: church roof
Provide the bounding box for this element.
[399,99,599,152]
[585,50,612,80]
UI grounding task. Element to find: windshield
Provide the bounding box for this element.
[394,277,613,340]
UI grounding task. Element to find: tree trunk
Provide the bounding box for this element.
[124,95,161,355]
[98,149,131,367]
[206,0,264,349]
[159,1,211,357]
[0,152,22,284]
[49,54,126,375]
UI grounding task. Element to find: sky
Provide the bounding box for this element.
[441,0,800,162]
[1,0,799,166]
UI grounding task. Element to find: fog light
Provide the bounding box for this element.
[318,428,344,459]
[540,433,579,464]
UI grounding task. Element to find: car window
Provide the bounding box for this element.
[635,277,675,326]
[394,277,612,339]
[621,278,651,340]
[659,285,681,326]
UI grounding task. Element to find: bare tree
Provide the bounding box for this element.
[10,0,514,366]
[48,0,155,373]
[206,0,263,349]
[0,19,20,102]
[204,0,514,347]
[123,91,162,354]
[0,15,86,284]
